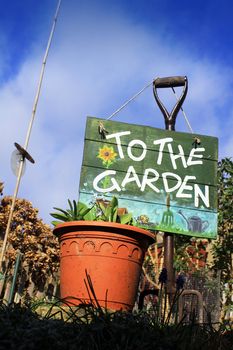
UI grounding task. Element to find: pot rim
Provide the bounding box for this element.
[53,220,155,243]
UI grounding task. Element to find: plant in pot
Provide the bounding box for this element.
[51,197,155,311]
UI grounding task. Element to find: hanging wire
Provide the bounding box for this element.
[106,79,156,120]
[0,0,62,270]
[171,87,194,134]
[106,78,194,135]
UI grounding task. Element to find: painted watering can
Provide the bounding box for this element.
[178,210,209,232]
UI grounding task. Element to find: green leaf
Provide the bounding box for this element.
[112,208,118,223]
[84,206,96,221]
[77,202,88,212]
[96,202,108,220]
[73,200,77,218]
[110,196,118,209]
[52,207,70,217]
[104,206,112,221]
[50,213,69,221]
[51,220,62,227]
[68,199,73,211]
[80,207,93,219]
[79,204,89,216]
[120,213,133,225]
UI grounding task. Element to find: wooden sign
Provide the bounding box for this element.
[79,117,218,239]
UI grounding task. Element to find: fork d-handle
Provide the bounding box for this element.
[153,76,188,131]
[153,76,186,88]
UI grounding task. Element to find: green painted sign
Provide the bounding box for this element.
[79,117,218,239]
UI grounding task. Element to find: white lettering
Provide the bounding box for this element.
[194,184,210,208]
[93,170,121,193]
[176,175,196,198]
[153,137,173,165]
[106,131,131,159]
[127,139,147,161]
[162,172,182,193]
[92,168,210,209]
[141,168,160,192]
[187,148,205,166]
[121,166,141,189]
[168,143,187,170]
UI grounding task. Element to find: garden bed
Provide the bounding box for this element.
[0,301,232,350]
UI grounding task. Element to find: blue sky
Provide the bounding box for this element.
[1,0,233,224]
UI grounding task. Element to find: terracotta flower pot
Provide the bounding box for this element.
[53,221,154,311]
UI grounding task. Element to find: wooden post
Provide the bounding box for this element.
[164,233,175,295]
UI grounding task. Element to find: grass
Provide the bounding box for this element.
[0,299,232,350]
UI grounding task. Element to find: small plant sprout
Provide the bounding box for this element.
[50,196,134,226]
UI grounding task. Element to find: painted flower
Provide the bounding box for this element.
[97,145,117,167]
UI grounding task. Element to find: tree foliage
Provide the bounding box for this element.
[212,158,233,280]
[211,158,233,317]
[0,196,59,291]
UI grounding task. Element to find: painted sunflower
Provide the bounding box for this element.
[97,145,117,167]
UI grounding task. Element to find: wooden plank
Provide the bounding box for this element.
[79,192,217,239]
[79,165,217,212]
[83,139,218,186]
[85,117,218,161]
